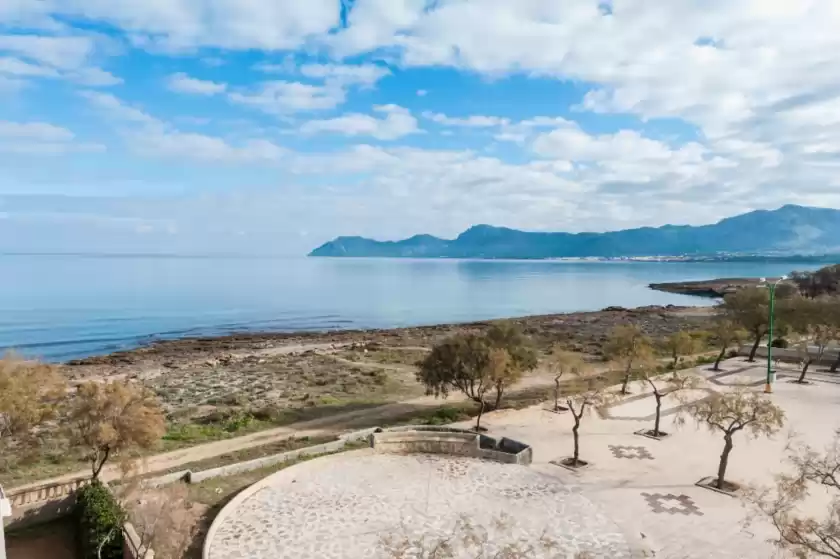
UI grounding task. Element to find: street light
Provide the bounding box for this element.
[759,275,788,394]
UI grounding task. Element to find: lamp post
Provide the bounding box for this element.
[760,276,788,394]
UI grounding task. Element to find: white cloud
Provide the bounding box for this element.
[0,56,59,77]
[0,121,75,142]
[168,72,227,95]
[299,63,390,87]
[69,67,122,86]
[0,120,104,155]
[80,91,160,125]
[11,0,339,52]
[79,90,287,164]
[423,112,510,127]
[0,34,94,69]
[229,81,345,114]
[300,104,419,140]
[416,89,427,97]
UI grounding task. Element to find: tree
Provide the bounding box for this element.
[473,349,511,432]
[664,331,700,371]
[0,355,65,445]
[684,389,785,490]
[791,265,840,299]
[484,322,538,407]
[604,325,655,395]
[546,347,585,412]
[123,484,200,559]
[749,431,840,558]
[69,380,166,480]
[796,325,837,384]
[722,287,772,362]
[637,370,701,438]
[418,326,535,413]
[561,367,613,468]
[709,319,748,371]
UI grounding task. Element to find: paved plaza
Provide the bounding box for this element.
[204,359,840,558]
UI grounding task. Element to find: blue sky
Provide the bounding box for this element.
[1,1,839,255]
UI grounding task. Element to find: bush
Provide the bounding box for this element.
[771,338,790,349]
[76,481,125,559]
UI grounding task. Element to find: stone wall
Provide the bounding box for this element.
[370,427,532,466]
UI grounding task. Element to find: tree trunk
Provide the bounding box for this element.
[572,417,581,465]
[671,355,679,370]
[554,377,560,410]
[798,360,811,383]
[716,435,733,489]
[653,392,663,437]
[92,447,110,480]
[831,353,840,373]
[621,366,632,395]
[748,333,762,362]
[475,399,485,432]
[714,346,727,371]
[493,386,503,410]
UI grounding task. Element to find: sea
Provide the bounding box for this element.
[1,254,828,362]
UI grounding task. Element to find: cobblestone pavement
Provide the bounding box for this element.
[205,451,635,559]
[205,360,840,559]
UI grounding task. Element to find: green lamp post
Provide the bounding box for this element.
[760,276,788,394]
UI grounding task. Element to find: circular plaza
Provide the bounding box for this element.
[203,449,633,559]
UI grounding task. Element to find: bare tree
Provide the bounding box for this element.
[749,431,840,558]
[683,388,785,490]
[69,380,166,480]
[546,347,585,412]
[604,325,655,395]
[123,483,200,559]
[561,367,613,468]
[797,325,836,384]
[637,370,701,438]
[708,319,748,371]
[379,513,596,558]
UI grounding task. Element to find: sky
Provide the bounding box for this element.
[1,0,840,255]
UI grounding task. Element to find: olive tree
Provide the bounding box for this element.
[604,325,655,395]
[721,288,772,362]
[418,326,535,415]
[637,370,701,439]
[664,331,700,371]
[709,319,748,371]
[546,347,585,412]
[684,388,785,490]
[560,367,613,468]
[69,380,166,480]
[484,323,538,407]
[749,430,840,558]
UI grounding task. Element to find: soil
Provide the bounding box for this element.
[553,457,590,470]
[6,305,716,489]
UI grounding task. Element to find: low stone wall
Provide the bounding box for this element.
[739,344,840,365]
[370,427,532,466]
[3,477,91,530]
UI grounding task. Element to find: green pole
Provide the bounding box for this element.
[766,284,775,393]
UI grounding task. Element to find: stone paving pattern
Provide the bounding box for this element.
[206,452,633,559]
[205,360,840,559]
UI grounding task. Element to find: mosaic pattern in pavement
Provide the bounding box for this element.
[205,452,634,559]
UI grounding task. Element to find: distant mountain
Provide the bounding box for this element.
[309,205,840,259]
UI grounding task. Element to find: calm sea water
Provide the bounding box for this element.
[1,255,826,362]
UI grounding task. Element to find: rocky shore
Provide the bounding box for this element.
[648,278,768,298]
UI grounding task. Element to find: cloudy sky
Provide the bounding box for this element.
[1,0,839,255]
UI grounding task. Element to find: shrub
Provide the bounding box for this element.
[76,481,125,559]
[771,338,790,349]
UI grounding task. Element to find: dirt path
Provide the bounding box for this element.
[15,348,716,492]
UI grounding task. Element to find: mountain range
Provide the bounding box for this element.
[309,205,840,259]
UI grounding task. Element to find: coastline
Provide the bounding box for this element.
[648,277,769,298]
